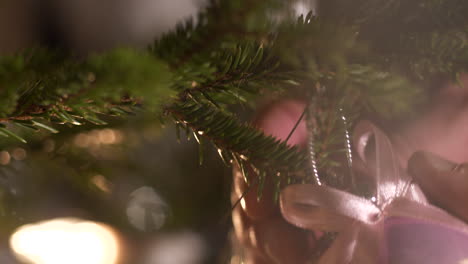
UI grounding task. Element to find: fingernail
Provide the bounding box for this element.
[408,151,456,175]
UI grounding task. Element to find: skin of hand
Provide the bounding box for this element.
[398,74,468,222]
[231,100,315,264]
[232,74,468,264]
[408,151,468,223]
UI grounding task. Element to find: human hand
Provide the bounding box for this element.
[232,74,468,263]
[399,74,468,222]
[231,100,316,264]
[408,151,468,223]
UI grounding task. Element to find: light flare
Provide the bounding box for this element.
[10,218,120,264]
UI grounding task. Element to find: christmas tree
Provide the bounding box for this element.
[1,0,468,263]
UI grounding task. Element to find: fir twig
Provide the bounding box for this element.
[167,101,308,173]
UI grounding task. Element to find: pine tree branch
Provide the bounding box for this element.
[375,29,468,80]
[174,42,294,107]
[0,48,173,142]
[0,0,456,184]
[152,0,281,69]
[167,100,308,174]
[1,49,172,114]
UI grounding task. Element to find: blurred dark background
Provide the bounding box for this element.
[0,0,206,54]
[0,1,239,263]
[0,1,320,263]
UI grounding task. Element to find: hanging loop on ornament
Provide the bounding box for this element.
[340,108,353,168]
[352,120,376,166]
[305,103,322,186]
[352,120,421,207]
[339,107,357,191]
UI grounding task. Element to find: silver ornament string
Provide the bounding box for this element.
[306,103,322,186]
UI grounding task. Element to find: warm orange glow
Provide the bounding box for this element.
[98,129,117,144]
[10,218,120,264]
[43,139,55,153]
[74,133,91,147]
[11,148,27,160]
[92,175,112,193]
[0,151,11,165]
[74,129,123,148]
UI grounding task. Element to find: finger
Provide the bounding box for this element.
[243,253,270,264]
[408,151,468,222]
[233,100,308,220]
[232,100,310,263]
[233,190,313,264]
[251,217,314,264]
[232,165,278,220]
[255,100,307,147]
[232,200,253,246]
[233,166,317,263]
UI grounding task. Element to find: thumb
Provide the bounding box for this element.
[408,151,468,223]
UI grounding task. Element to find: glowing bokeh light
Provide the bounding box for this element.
[126,186,168,232]
[0,151,11,165]
[11,148,27,160]
[143,232,207,264]
[10,218,120,264]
